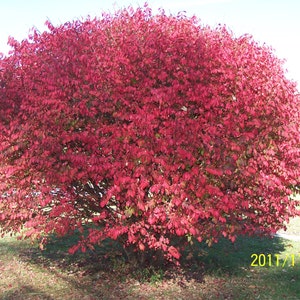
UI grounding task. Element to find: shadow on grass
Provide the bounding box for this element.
[182,234,286,276]
[16,231,287,280]
[1,231,299,300]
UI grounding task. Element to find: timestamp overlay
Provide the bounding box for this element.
[250,253,300,267]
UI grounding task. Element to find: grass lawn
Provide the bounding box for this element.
[1,218,300,300]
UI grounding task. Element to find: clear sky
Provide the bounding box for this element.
[1,0,300,86]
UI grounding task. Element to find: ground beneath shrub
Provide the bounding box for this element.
[1,216,300,299]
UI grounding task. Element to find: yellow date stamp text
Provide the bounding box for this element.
[250,253,299,267]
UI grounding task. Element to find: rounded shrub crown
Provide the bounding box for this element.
[0,5,299,261]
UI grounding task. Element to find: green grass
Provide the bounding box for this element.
[185,235,300,299]
[1,219,300,299]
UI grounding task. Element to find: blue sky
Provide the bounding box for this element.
[1,0,300,86]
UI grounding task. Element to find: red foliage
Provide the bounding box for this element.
[0,4,300,261]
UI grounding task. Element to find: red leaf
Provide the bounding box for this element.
[168,246,181,260]
[206,167,223,176]
[139,242,145,251]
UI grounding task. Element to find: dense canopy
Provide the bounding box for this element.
[0,5,299,261]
